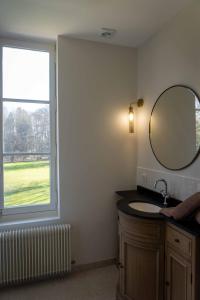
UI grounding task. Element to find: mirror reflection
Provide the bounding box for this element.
[149,85,200,170]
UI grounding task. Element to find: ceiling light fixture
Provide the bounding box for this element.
[100,28,116,39]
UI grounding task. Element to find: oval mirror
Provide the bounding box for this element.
[149,85,200,170]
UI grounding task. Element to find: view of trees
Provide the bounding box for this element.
[4,106,50,162]
[196,110,200,149]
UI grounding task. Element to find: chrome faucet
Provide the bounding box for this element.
[154,179,170,206]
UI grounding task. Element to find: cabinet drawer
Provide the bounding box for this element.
[166,225,192,257]
[119,212,164,242]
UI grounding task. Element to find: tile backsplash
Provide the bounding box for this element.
[137,167,200,201]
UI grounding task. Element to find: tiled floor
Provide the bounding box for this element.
[0,265,118,300]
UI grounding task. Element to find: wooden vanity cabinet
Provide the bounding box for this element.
[165,223,200,300]
[117,211,165,300]
[117,212,200,300]
[165,246,192,300]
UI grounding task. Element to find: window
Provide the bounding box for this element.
[195,97,200,150]
[0,41,57,215]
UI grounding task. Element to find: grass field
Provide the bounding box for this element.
[4,160,50,208]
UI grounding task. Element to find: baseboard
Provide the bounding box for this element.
[72,258,116,273]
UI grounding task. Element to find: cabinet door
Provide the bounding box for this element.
[119,233,164,300]
[165,246,192,300]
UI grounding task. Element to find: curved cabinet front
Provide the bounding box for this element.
[117,211,165,300]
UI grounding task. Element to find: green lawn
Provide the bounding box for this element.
[4,160,50,208]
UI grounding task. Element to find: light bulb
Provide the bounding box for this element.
[129,112,134,121]
[129,105,134,133]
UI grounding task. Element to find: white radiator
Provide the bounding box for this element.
[0,224,71,286]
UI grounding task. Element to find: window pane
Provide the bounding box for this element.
[3,47,49,100]
[3,102,50,153]
[195,97,200,109]
[4,155,50,208]
[196,110,200,149]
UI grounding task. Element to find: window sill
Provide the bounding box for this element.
[0,209,60,229]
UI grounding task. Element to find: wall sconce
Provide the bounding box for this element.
[129,98,144,133]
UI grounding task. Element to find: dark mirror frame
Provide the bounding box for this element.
[149,84,200,171]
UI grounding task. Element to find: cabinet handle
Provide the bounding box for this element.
[116,262,124,269]
[165,281,170,286]
[116,262,120,268]
[174,238,180,243]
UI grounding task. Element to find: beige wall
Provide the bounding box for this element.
[137,2,200,199]
[57,37,137,265]
[56,2,200,266]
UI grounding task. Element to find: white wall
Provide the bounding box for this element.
[57,37,137,265]
[137,2,200,200]
[57,3,200,265]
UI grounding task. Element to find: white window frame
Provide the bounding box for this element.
[195,97,200,150]
[0,39,57,216]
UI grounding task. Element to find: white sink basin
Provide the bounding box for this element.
[128,202,161,213]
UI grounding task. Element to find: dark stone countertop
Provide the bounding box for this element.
[116,186,200,237]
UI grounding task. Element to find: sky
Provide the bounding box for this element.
[2,46,49,101]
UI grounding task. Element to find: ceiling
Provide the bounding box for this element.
[0,0,192,47]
